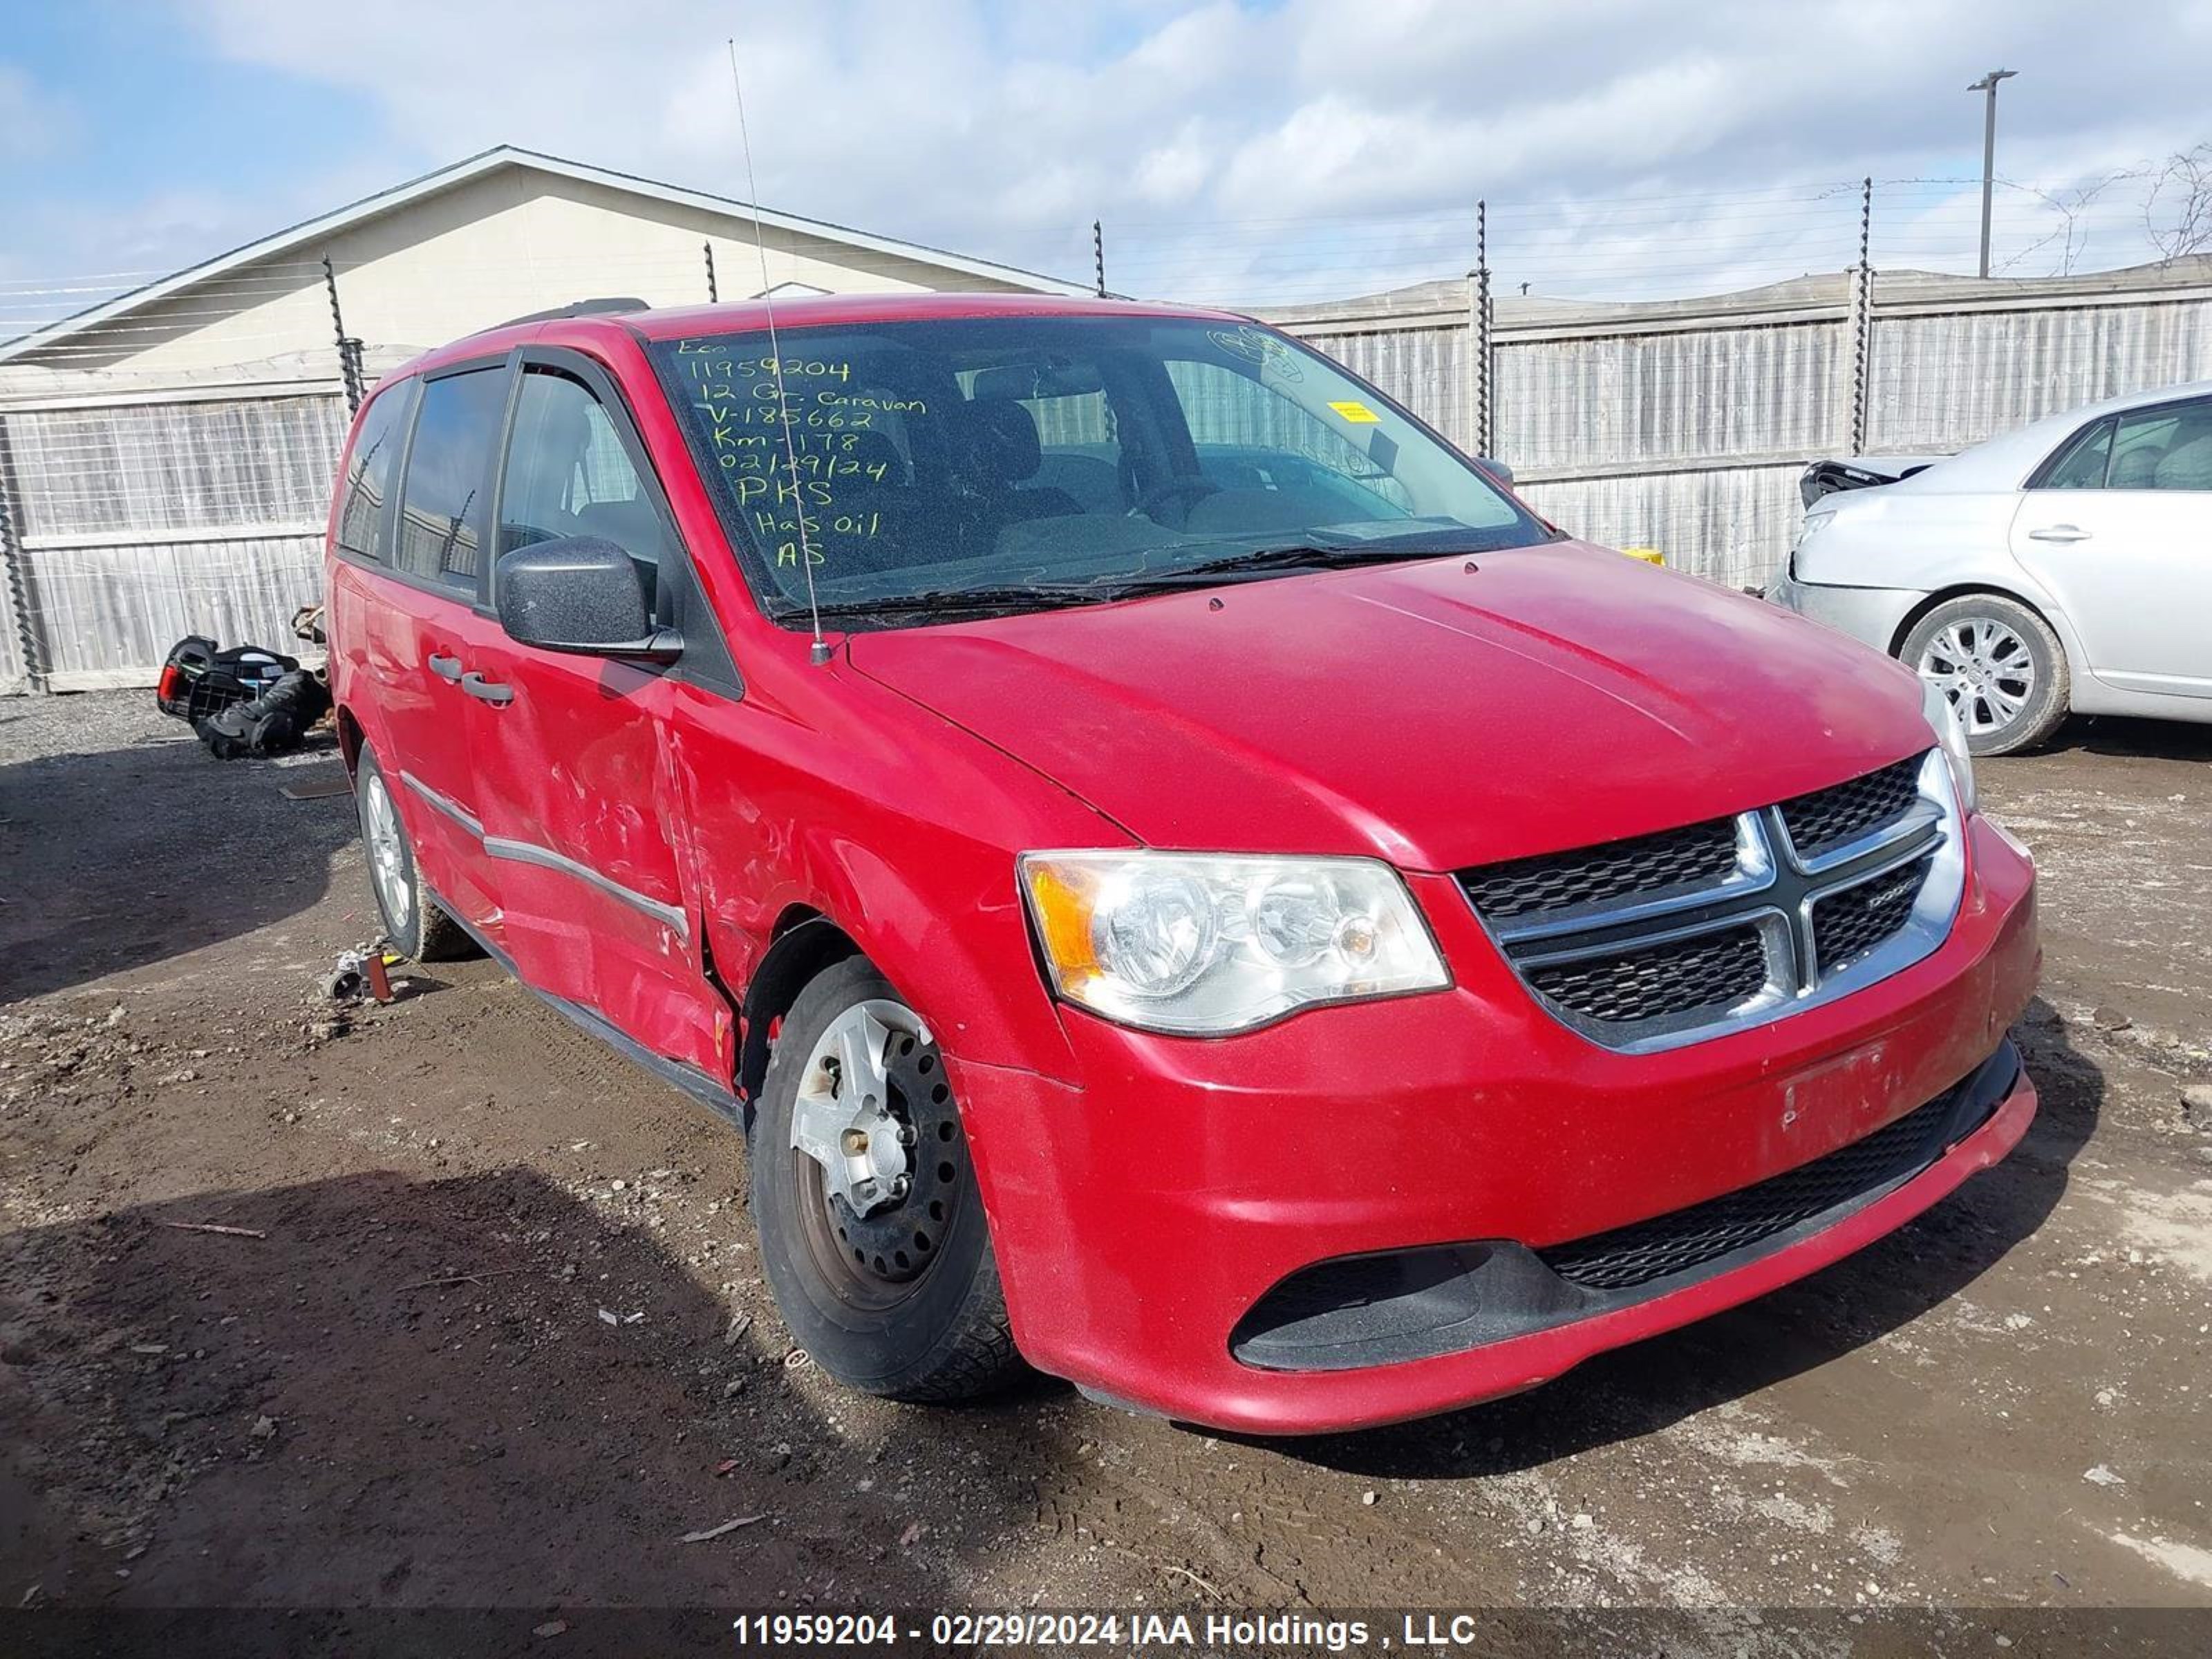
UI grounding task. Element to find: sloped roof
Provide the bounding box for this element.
[0,145,1091,364]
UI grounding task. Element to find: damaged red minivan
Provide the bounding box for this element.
[326,293,2039,1434]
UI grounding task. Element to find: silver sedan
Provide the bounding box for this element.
[1769,379,2212,753]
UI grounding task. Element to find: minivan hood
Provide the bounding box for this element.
[847,541,1934,871]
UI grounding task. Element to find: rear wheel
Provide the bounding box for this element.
[1899,594,2070,757]
[354,747,474,961]
[749,957,1022,1403]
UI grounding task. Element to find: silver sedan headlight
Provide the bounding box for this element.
[1019,851,1450,1035]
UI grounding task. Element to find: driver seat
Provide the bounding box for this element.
[959,398,1082,540]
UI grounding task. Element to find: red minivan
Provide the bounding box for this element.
[326,293,2039,1434]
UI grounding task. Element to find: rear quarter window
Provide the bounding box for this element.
[333,381,414,560]
[2034,417,2114,490]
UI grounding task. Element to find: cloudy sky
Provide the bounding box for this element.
[5,0,2211,318]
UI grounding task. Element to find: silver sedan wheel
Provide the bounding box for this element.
[789,999,928,1219]
[362,771,414,933]
[1916,617,2036,738]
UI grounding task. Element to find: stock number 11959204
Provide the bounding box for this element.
[730,1612,900,1646]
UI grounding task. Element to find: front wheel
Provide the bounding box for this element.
[1899,594,2070,757]
[749,958,1023,1403]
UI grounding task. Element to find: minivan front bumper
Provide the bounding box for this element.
[952,812,2039,1435]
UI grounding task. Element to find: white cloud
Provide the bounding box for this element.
[63,1,2212,304]
[0,62,78,162]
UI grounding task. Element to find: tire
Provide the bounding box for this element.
[1898,594,2070,757]
[353,746,474,962]
[749,957,1023,1403]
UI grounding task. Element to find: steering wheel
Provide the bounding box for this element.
[1125,477,1221,522]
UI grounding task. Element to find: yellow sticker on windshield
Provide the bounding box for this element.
[1328,400,1380,423]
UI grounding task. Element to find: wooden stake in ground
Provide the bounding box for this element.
[678,1516,767,1544]
[395,1269,526,1293]
[156,1221,267,1239]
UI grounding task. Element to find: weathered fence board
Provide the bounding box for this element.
[0,390,344,690]
[1272,256,2212,592]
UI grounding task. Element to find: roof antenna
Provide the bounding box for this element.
[728,35,831,666]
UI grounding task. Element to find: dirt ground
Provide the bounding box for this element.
[2,692,2209,1632]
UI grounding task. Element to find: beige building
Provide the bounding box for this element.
[0,147,1087,692]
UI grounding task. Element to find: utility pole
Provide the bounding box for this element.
[1968,68,2016,279]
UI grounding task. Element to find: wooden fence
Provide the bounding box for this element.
[1268,255,2212,590]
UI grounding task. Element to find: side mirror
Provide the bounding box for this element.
[1474,455,1515,486]
[496,536,680,664]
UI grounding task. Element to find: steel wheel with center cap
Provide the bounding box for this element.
[1898,593,2070,758]
[749,956,1022,1400]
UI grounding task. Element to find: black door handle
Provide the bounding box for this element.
[426,653,463,683]
[460,672,515,706]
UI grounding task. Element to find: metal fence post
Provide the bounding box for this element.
[1848,176,1875,455]
[1473,200,1494,458]
[1465,268,1480,450]
[0,416,45,692]
[322,254,364,415]
[704,241,720,303]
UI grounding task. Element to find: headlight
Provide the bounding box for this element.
[1019,851,1450,1035]
[1920,677,1977,813]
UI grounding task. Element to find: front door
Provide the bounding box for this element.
[2012,393,2212,700]
[365,362,514,938]
[463,356,724,1076]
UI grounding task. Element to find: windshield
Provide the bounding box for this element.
[647,313,1550,626]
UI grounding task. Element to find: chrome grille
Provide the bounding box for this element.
[1779,755,1922,862]
[1461,817,1739,923]
[1526,925,1768,1025]
[1813,853,1935,975]
[1460,751,1962,1053]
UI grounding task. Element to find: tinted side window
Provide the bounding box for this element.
[2110,397,2212,491]
[2037,418,2112,490]
[335,382,411,559]
[498,369,668,566]
[396,368,507,590]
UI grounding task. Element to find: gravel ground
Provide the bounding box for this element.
[1,691,2208,1639]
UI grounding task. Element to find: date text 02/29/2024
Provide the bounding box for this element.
[729,1611,1526,1651]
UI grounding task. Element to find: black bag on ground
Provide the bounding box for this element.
[156,636,299,724]
[193,668,332,760]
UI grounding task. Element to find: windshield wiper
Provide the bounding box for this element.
[1182,541,1391,573]
[1149,523,1559,581]
[1105,541,1438,588]
[795,584,1132,622]
[785,540,1474,626]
